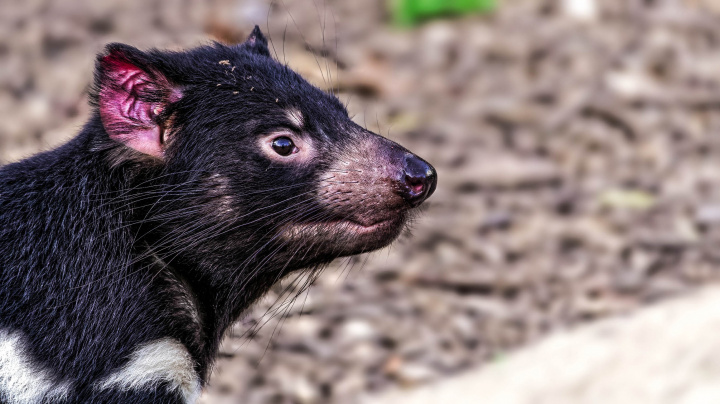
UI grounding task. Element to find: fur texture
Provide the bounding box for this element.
[0,26,436,403]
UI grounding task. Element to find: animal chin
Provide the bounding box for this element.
[280,215,406,255]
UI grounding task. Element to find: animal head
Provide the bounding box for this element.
[91,26,436,290]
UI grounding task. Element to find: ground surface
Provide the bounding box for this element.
[4,0,720,403]
[369,285,720,404]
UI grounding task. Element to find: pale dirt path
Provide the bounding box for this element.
[368,286,720,404]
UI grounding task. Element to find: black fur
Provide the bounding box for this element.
[0,26,435,403]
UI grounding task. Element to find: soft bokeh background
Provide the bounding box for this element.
[5,0,720,402]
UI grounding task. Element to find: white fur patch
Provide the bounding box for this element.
[95,338,201,403]
[286,108,304,129]
[0,330,71,404]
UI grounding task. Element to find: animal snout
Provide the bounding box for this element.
[400,153,437,207]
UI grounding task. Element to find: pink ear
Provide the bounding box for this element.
[98,48,181,158]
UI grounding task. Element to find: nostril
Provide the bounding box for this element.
[405,174,426,194]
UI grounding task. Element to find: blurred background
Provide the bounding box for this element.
[4,0,720,402]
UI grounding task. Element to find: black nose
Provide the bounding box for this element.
[401,153,437,207]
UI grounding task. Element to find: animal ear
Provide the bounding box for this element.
[95,44,182,158]
[243,25,271,57]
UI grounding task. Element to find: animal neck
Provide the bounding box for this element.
[142,243,294,379]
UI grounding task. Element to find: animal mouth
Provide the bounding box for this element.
[283,217,397,237]
[279,214,405,255]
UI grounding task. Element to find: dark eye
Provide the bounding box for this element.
[271,137,297,156]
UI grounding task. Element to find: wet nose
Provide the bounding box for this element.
[401,153,437,207]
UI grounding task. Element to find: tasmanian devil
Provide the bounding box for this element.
[0,26,436,403]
